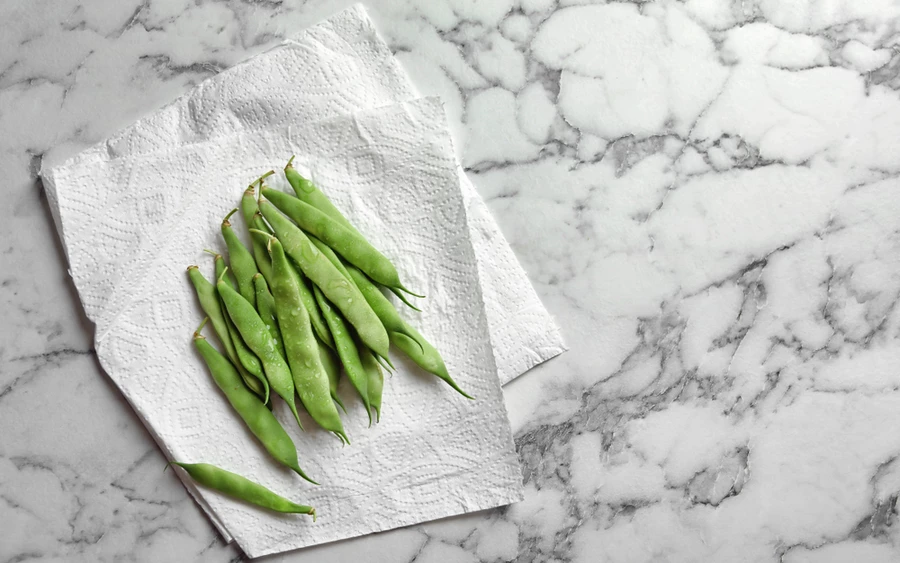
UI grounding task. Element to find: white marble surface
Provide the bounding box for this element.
[5,0,900,561]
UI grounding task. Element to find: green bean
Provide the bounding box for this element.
[192,319,314,483]
[222,209,259,308]
[313,285,371,422]
[262,187,417,296]
[317,337,346,413]
[345,264,473,399]
[285,156,356,232]
[243,186,274,283]
[171,462,315,517]
[217,271,305,429]
[359,345,384,424]
[253,274,285,359]
[241,171,274,225]
[263,234,349,444]
[208,252,270,401]
[187,266,269,403]
[259,199,391,362]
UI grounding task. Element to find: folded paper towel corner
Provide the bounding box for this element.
[41,4,566,558]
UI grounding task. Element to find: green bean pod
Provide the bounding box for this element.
[262,187,412,294]
[317,337,345,413]
[172,462,316,517]
[345,264,473,399]
[187,266,269,403]
[265,235,349,444]
[259,199,391,361]
[313,285,371,422]
[359,345,384,424]
[285,158,358,234]
[193,323,314,483]
[217,277,305,429]
[222,209,259,308]
[243,188,275,282]
[253,274,285,359]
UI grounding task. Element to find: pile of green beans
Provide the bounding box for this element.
[175,159,473,516]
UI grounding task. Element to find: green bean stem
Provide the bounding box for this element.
[265,235,349,444]
[172,462,315,517]
[259,200,391,362]
[193,323,314,483]
[217,274,305,429]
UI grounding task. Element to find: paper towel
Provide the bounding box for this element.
[43,4,566,385]
[47,97,523,557]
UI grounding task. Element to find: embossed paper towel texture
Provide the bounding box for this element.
[49,98,523,557]
[44,4,566,384]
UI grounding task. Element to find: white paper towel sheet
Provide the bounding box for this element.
[40,4,567,557]
[48,98,523,557]
[44,4,566,385]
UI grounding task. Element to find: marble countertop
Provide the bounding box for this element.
[5,0,900,561]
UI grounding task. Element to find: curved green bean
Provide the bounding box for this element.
[259,199,391,362]
[222,209,258,308]
[345,264,473,399]
[264,234,349,444]
[172,462,316,517]
[187,265,269,403]
[217,272,305,429]
[253,273,285,360]
[193,319,314,483]
[313,285,371,423]
[262,188,414,295]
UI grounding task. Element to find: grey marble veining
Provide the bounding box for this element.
[5,0,900,561]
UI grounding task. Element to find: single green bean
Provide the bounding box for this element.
[313,285,371,423]
[263,187,415,295]
[217,273,305,429]
[345,264,473,399]
[359,345,384,424]
[193,320,314,483]
[259,199,391,362]
[243,187,274,283]
[285,157,356,233]
[222,209,259,307]
[172,462,315,517]
[317,336,345,413]
[241,171,274,225]
[209,253,269,401]
[187,266,269,403]
[264,234,349,444]
[253,273,285,359]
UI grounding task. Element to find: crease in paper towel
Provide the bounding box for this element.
[52,97,523,557]
[42,3,566,387]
